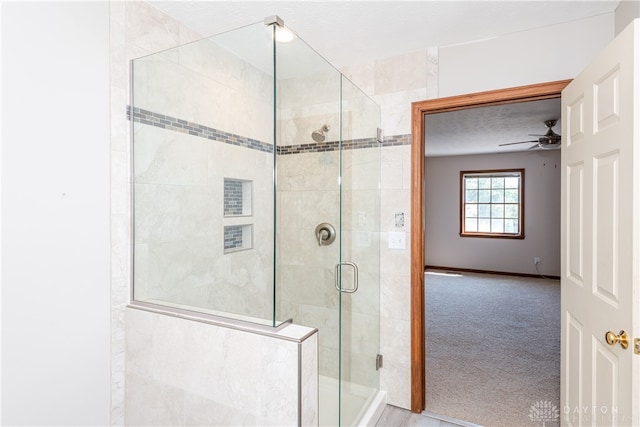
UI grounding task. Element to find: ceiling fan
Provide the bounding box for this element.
[499,119,561,150]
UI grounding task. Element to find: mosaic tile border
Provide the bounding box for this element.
[277,134,411,154]
[128,106,274,154]
[277,137,380,155]
[381,134,411,146]
[127,106,411,154]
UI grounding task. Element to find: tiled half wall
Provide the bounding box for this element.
[125,307,318,425]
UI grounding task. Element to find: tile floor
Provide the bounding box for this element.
[375,405,482,427]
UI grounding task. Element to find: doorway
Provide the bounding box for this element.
[409,80,572,412]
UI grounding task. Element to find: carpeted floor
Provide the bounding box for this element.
[425,271,560,427]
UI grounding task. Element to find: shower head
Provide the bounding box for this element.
[311,130,325,143]
[311,124,330,143]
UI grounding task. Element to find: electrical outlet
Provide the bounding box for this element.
[534,257,541,265]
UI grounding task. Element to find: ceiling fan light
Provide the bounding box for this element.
[540,142,561,150]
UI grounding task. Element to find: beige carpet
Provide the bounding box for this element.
[425,271,560,427]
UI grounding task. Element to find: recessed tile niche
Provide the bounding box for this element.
[223,178,254,253]
[224,224,253,253]
[224,178,253,217]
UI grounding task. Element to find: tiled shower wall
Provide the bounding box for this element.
[132,119,274,317]
[129,15,276,322]
[130,36,275,317]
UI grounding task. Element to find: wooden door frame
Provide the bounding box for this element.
[409,79,572,412]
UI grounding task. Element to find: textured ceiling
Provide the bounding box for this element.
[148,1,618,156]
[425,98,561,157]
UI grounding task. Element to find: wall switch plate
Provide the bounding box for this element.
[395,212,405,228]
[388,231,406,249]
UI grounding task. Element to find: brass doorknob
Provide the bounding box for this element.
[605,330,629,349]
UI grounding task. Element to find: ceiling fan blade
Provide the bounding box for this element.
[499,140,538,147]
[528,144,540,150]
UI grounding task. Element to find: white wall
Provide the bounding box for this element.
[615,1,640,35]
[425,150,561,276]
[439,13,614,97]
[1,2,110,425]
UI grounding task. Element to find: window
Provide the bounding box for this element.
[460,169,524,238]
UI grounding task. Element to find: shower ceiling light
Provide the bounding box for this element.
[275,28,294,43]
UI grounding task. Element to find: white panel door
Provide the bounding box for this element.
[561,19,639,427]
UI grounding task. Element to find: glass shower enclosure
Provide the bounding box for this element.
[131,17,381,426]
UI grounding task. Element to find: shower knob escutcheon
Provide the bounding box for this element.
[315,223,336,246]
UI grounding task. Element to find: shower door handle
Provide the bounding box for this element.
[335,262,359,293]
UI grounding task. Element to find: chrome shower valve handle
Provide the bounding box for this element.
[315,223,336,246]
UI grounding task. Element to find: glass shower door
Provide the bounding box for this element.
[272,22,380,426]
[272,25,344,426]
[338,75,381,426]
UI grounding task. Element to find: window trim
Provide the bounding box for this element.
[459,168,525,239]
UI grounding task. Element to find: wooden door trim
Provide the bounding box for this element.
[409,79,572,412]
